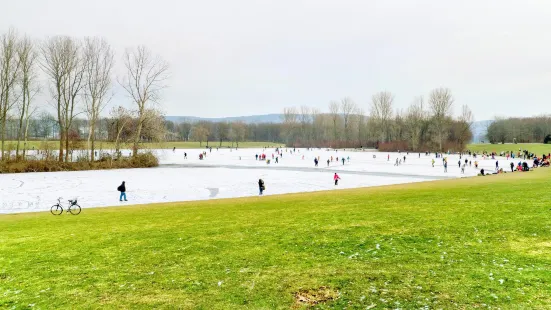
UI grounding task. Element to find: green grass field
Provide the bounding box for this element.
[3,140,282,151]
[2,169,551,308]
[467,143,551,155]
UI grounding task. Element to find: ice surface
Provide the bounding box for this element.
[0,148,522,214]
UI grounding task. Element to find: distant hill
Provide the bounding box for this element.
[165,114,284,124]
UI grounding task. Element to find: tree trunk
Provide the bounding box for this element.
[65,129,70,162]
[133,116,143,157]
[16,88,26,159]
[23,112,30,158]
[58,129,64,162]
[1,121,5,160]
[91,135,95,161]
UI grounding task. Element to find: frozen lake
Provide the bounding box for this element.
[0,148,516,214]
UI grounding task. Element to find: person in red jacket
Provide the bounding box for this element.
[333,173,341,185]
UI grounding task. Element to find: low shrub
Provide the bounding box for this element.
[0,153,159,174]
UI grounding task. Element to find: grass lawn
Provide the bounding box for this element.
[467,143,551,155]
[3,140,282,151]
[2,170,551,308]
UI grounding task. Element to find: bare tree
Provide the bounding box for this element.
[60,38,86,162]
[370,91,394,143]
[282,107,299,146]
[109,106,133,154]
[328,101,340,143]
[299,106,311,144]
[405,96,426,151]
[355,107,366,146]
[340,97,356,142]
[83,37,114,161]
[15,35,40,158]
[232,121,247,147]
[310,107,321,144]
[120,46,169,156]
[191,123,210,147]
[457,104,474,148]
[428,87,454,151]
[41,36,84,161]
[0,28,21,159]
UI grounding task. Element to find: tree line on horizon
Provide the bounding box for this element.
[279,89,474,152]
[486,116,551,144]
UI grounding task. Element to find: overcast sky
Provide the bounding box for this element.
[2,0,551,120]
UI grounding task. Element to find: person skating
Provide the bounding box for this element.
[342,157,345,165]
[327,159,330,167]
[510,162,514,172]
[184,152,187,159]
[334,173,341,185]
[403,156,406,163]
[495,160,499,172]
[173,147,176,152]
[117,181,127,201]
[432,159,435,167]
[444,161,448,172]
[395,158,399,166]
[314,158,318,167]
[275,157,279,163]
[458,160,461,168]
[258,179,265,195]
[461,163,465,174]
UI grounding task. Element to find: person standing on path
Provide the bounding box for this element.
[117,181,127,202]
[334,173,341,185]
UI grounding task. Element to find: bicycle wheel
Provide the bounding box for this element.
[69,204,81,215]
[51,205,63,215]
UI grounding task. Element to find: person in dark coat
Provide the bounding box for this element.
[117,181,127,201]
[258,179,265,195]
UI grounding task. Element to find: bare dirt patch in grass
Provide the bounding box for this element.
[294,286,340,307]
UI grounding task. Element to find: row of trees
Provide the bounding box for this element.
[281,88,474,151]
[486,116,551,144]
[0,27,169,162]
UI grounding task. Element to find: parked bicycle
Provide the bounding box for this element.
[51,197,81,215]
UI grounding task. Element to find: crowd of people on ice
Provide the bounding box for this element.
[117,146,551,201]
